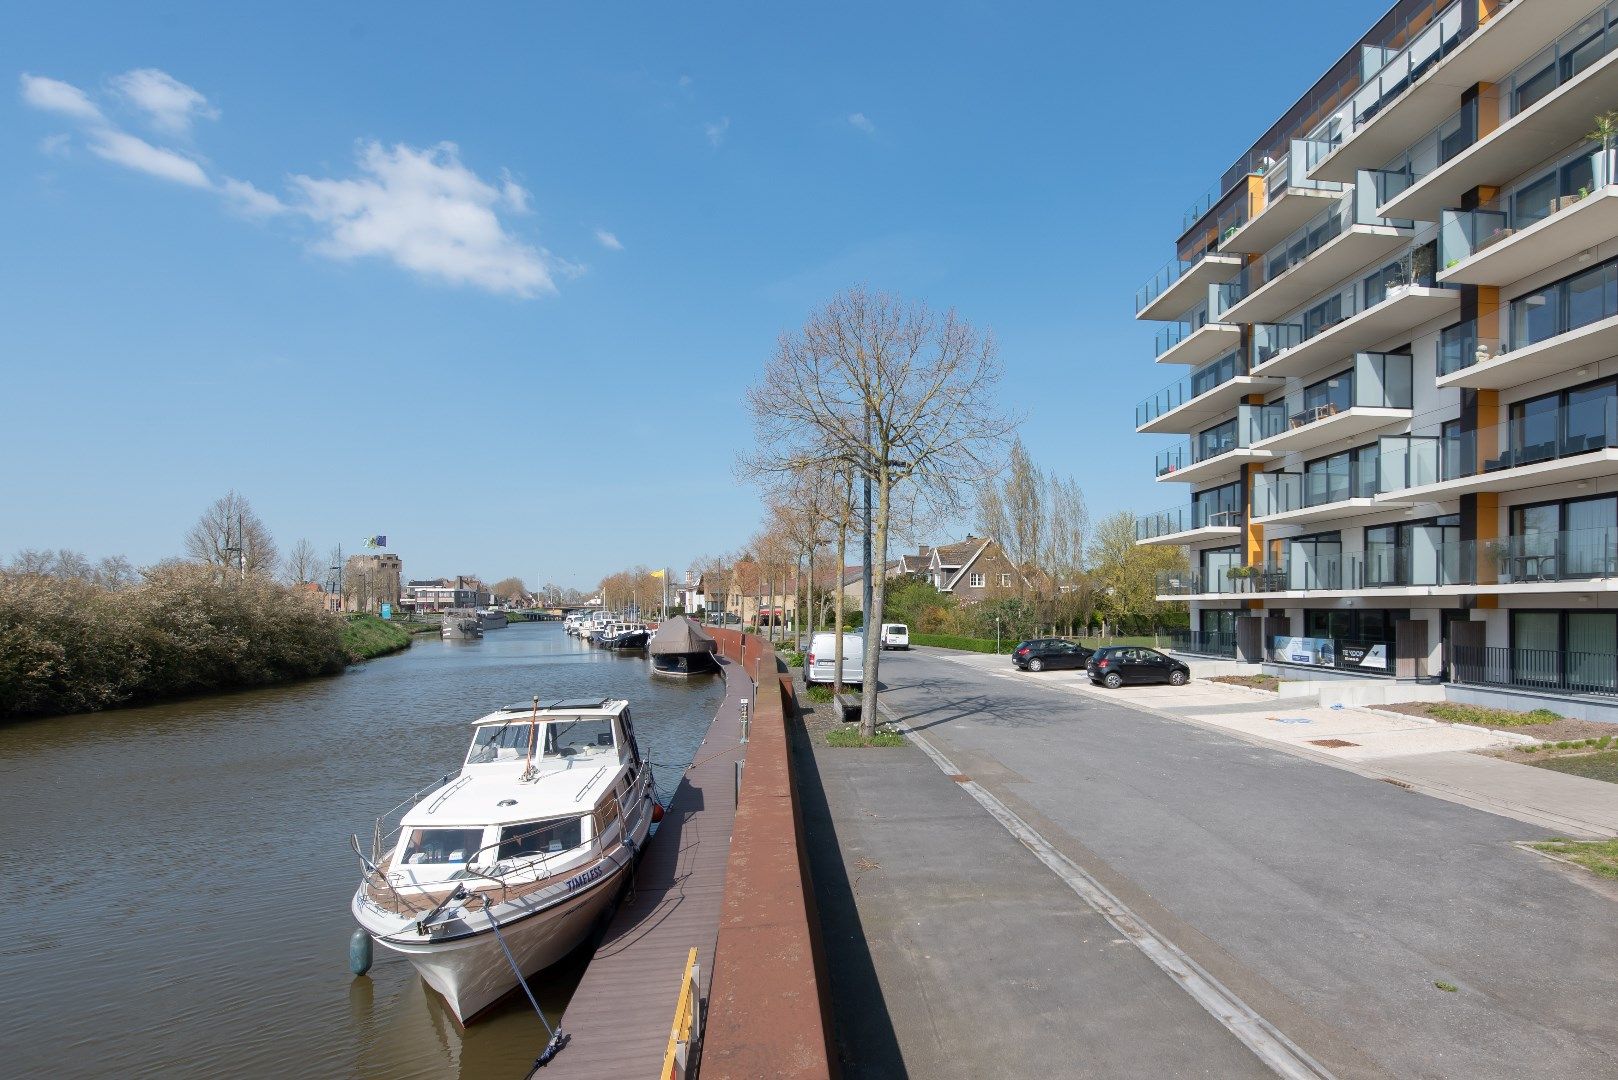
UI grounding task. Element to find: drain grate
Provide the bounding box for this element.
[1378,777,1414,790]
[1308,738,1359,748]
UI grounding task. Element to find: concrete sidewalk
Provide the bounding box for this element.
[932,650,1618,838]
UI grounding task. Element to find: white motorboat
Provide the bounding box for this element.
[351,697,659,1024]
[478,609,509,630]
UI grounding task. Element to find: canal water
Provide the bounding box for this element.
[0,621,724,1079]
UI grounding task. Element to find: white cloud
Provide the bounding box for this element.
[289,140,557,297]
[848,112,875,135]
[20,74,104,122]
[704,117,730,147]
[86,129,211,187]
[220,177,286,217]
[594,229,623,251]
[112,68,218,136]
[39,133,72,158]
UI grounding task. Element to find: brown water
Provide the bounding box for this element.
[0,621,723,1079]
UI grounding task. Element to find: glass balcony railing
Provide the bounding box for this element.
[1153,405,1267,477]
[1156,528,1618,597]
[1440,251,1618,375]
[1502,3,1618,122]
[1136,502,1243,542]
[1254,352,1413,438]
[1380,398,1618,493]
[1252,460,1380,518]
[1368,103,1472,206]
[1440,148,1618,268]
[1320,2,1465,142]
[1136,251,1226,314]
[1155,301,1215,358]
[1135,352,1243,427]
[1250,249,1440,369]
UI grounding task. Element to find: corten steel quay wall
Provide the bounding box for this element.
[702,628,837,1079]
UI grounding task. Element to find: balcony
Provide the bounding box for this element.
[1155,315,1242,367]
[1439,152,1618,285]
[1218,143,1345,255]
[1250,255,1456,380]
[1250,353,1414,455]
[1157,528,1618,603]
[1135,365,1281,435]
[1135,503,1243,547]
[1377,398,1618,500]
[1136,251,1246,321]
[1436,307,1618,392]
[1252,459,1412,526]
[1217,186,1413,326]
[1154,405,1274,485]
[1308,0,1596,184]
[1380,4,1618,221]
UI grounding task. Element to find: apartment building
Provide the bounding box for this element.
[1134,0,1618,711]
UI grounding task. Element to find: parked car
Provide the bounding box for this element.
[1012,639,1093,672]
[1086,646,1190,688]
[880,623,910,650]
[806,632,865,687]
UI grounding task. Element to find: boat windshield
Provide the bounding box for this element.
[466,716,617,765]
[401,827,485,866]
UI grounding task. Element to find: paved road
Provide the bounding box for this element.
[824,649,1618,1079]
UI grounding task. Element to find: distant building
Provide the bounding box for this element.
[402,575,491,612]
[297,580,344,614]
[343,553,403,613]
[920,536,1036,604]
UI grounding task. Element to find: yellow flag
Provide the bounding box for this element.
[649,569,665,578]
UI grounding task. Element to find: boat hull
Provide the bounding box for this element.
[650,652,717,676]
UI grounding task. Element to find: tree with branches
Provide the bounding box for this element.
[186,491,278,580]
[745,286,1013,737]
[283,539,321,585]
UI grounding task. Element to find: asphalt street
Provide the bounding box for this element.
[804,647,1618,1079]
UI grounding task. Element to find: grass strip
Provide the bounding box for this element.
[1531,838,1618,879]
[825,725,906,748]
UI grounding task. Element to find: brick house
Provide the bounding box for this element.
[922,536,1037,603]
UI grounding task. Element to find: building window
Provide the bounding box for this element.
[968,573,985,588]
[999,573,1012,587]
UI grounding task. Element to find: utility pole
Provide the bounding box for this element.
[861,407,873,631]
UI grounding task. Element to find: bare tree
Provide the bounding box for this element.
[283,538,321,585]
[1044,474,1090,633]
[94,555,139,590]
[744,287,1014,737]
[1002,439,1044,589]
[186,491,278,579]
[492,577,527,603]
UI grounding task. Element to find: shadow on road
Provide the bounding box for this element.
[789,691,908,1078]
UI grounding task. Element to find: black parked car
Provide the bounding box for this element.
[1012,639,1094,672]
[1087,646,1190,688]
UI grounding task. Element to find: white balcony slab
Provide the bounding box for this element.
[1308,0,1589,183]
[1220,226,1410,326]
[1382,45,1618,222]
[1137,375,1282,435]
[1136,253,1245,322]
[1251,406,1413,455]
[1251,287,1460,379]
[1218,187,1344,255]
[1253,496,1411,527]
[1435,311,1618,390]
[1136,524,1242,548]
[1376,447,1618,501]
[1159,578,1618,602]
[1441,189,1618,286]
[1156,447,1273,485]
[1157,321,1242,366]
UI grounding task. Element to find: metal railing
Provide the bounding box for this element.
[1154,404,1267,478]
[1324,1,1465,139]
[1136,350,1243,427]
[1451,644,1618,696]
[1136,502,1242,541]
[1441,148,1618,269]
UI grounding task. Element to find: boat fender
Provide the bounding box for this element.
[651,800,665,823]
[349,929,374,976]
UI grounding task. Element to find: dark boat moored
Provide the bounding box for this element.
[647,616,718,676]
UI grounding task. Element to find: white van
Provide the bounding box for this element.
[880,623,910,650]
[806,632,865,687]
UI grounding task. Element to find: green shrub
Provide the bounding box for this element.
[784,651,804,668]
[0,563,349,719]
[805,684,834,703]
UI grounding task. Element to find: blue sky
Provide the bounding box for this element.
[1,1,1380,589]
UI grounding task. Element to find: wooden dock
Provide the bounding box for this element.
[537,656,749,1078]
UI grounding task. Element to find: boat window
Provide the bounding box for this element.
[402,828,485,865]
[466,723,534,765]
[594,797,621,839]
[498,817,584,859]
[546,717,616,757]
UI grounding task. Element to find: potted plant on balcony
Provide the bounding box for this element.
[1225,564,1255,592]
